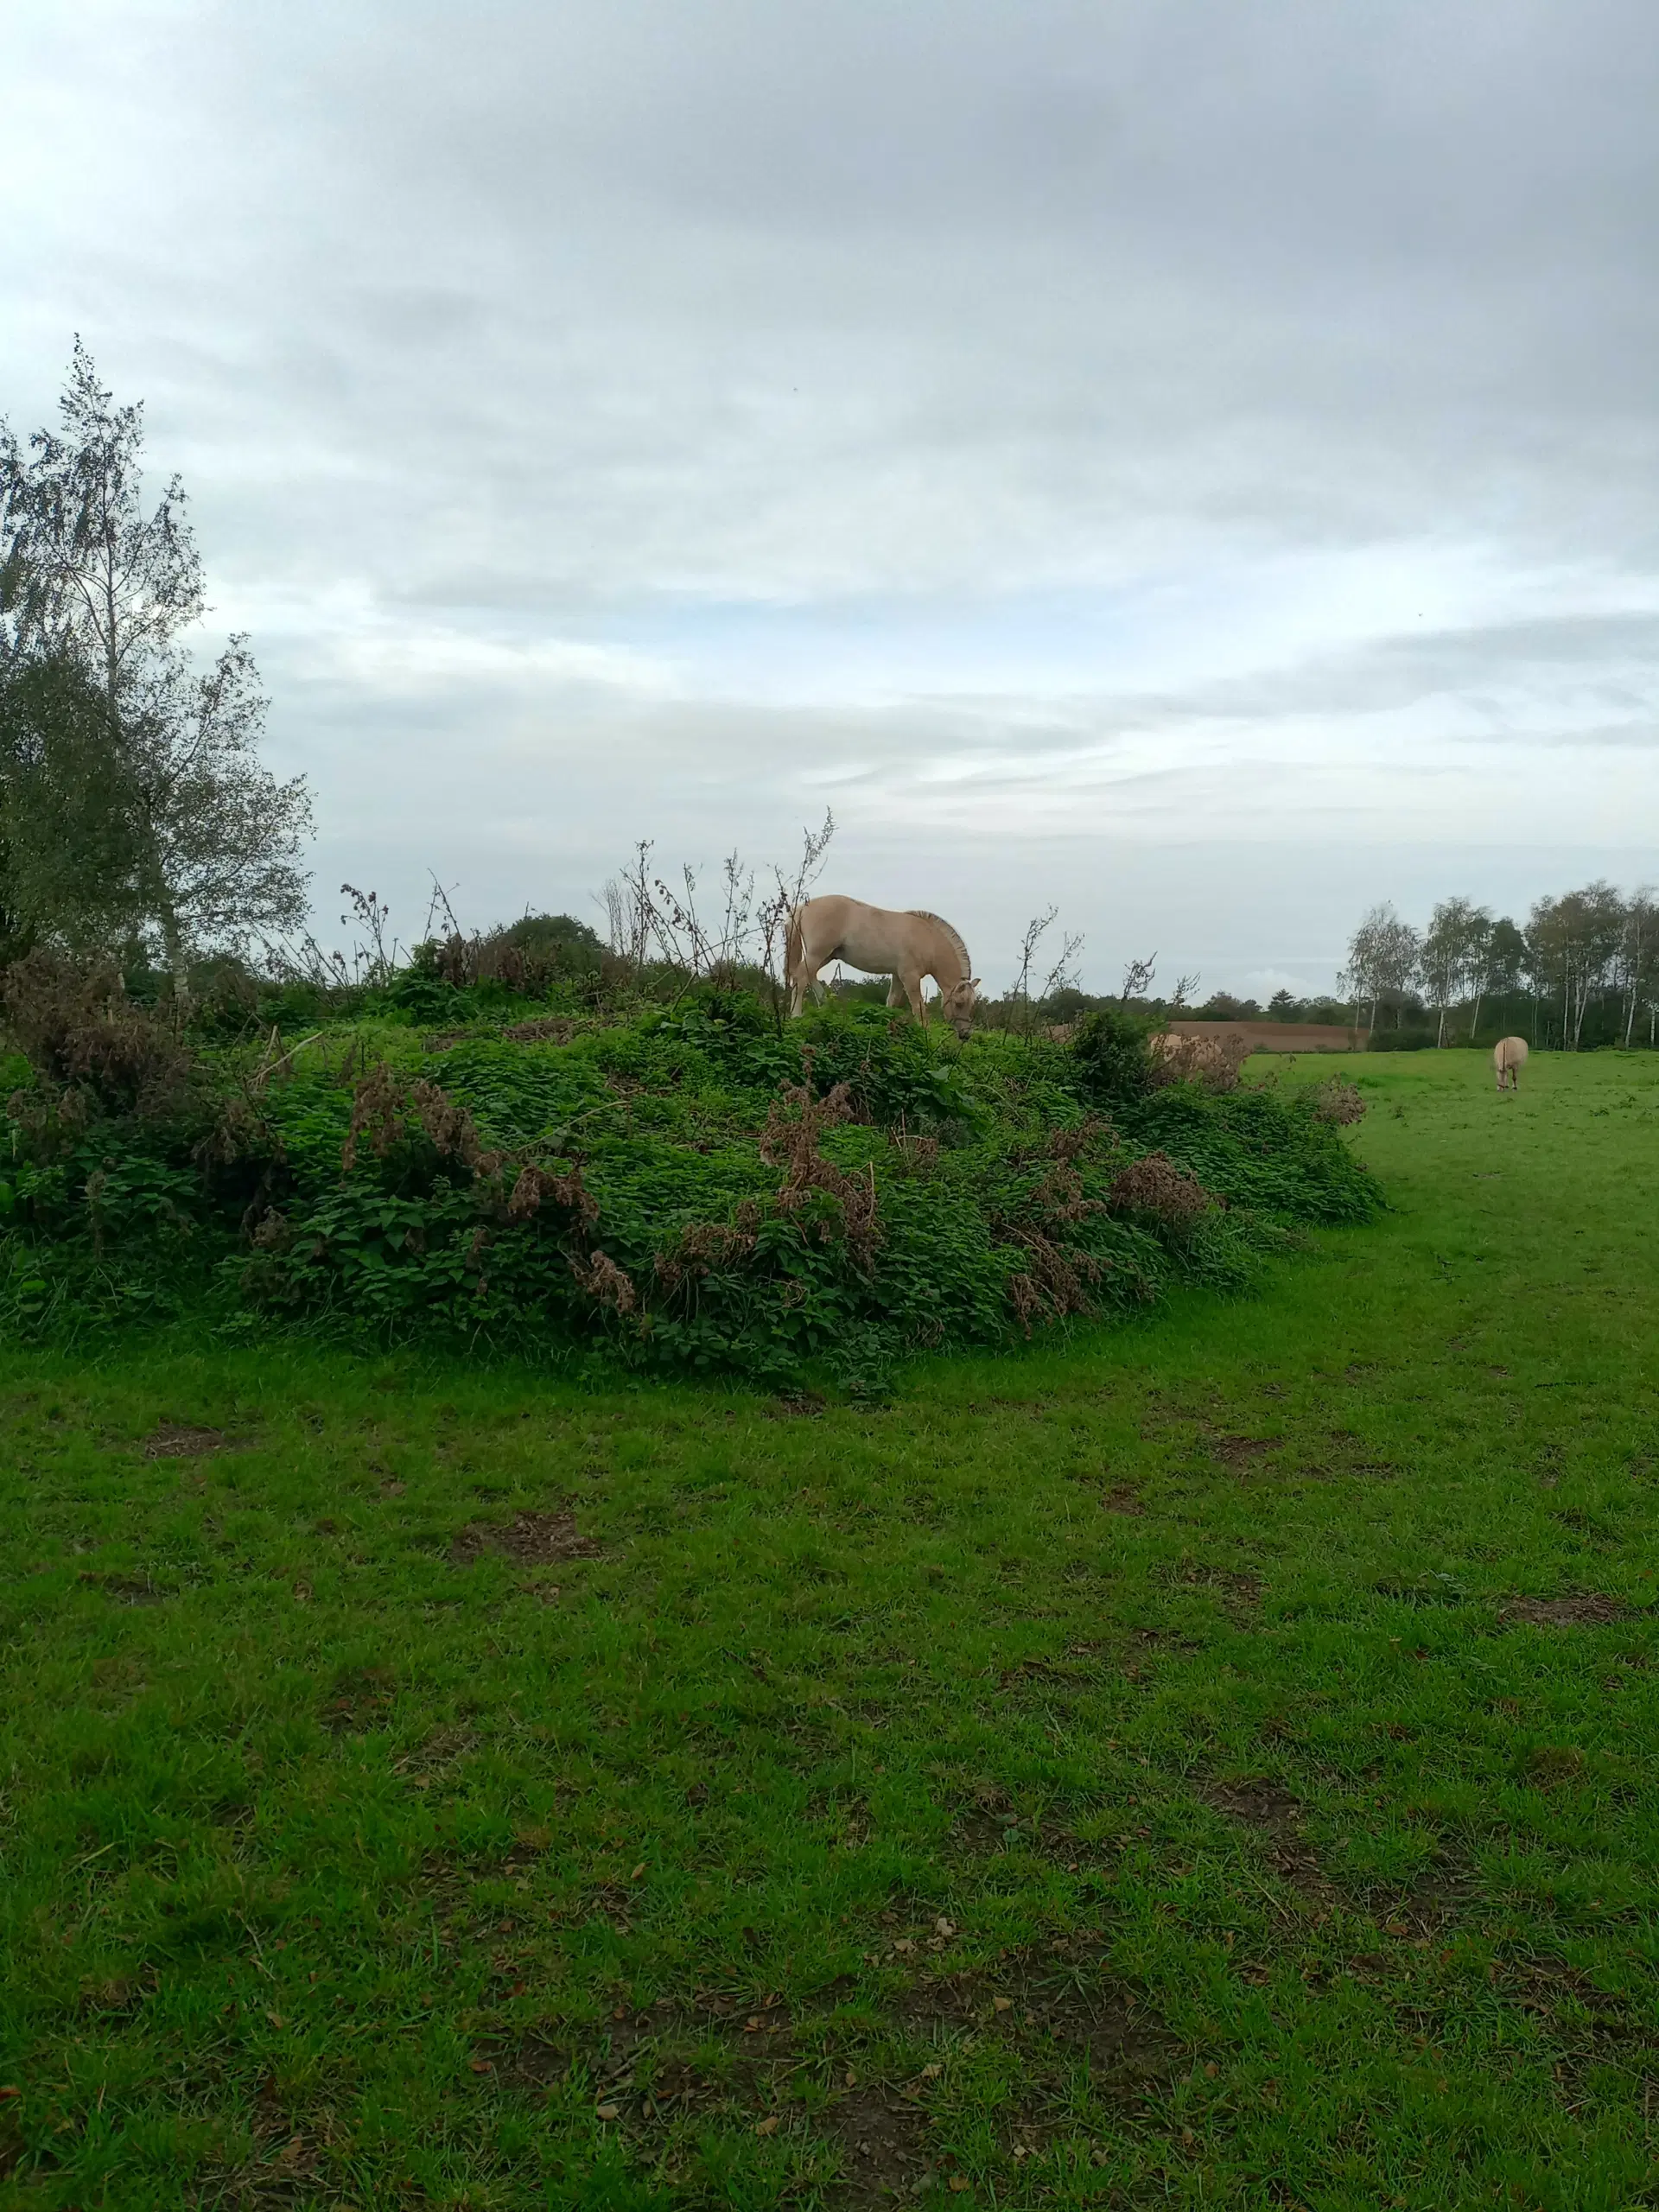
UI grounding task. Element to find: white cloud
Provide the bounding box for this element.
[4,0,1658,987]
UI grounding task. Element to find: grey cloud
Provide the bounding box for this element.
[5,0,1657,989]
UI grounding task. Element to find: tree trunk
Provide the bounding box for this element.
[159,904,191,1009]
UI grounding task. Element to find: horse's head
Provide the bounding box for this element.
[941,976,981,1039]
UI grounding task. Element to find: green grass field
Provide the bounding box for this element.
[3,1048,1656,2211]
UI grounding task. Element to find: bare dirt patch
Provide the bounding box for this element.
[1103,1485,1145,1515]
[950,1796,1074,1860]
[1206,1433,1278,1473]
[77,1571,166,1605]
[141,1421,245,1459]
[1501,1593,1631,1628]
[1203,1779,1333,1900]
[1501,1955,1628,2027]
[1158,1561,1263,1612]
[766,1390,827,1419]
[825,2082,938,2205]
[449,1510,601,1567]
[1297,1429,1398,1482]
[321,1667,395,1733]
[899,1942,1177,2089]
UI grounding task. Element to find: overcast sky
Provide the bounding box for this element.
[6,0,1657,995]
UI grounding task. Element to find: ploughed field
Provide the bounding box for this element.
[2,1049,1656,2210]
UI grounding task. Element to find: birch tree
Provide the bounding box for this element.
[1342,904,1420,1032]
[1526,884,1624,1049]
[1618,888,1657,1046]
[1419,897,1491,1046]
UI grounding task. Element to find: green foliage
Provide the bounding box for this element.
[1070,1005,1155,1106]
[495,910,605,965]
[1,975,1381,1384]
[0,651,143,953]
[1,1053,1656,2209]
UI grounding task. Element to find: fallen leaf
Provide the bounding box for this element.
[921,2063,941,2080]
[266,2012,284,2029]
[0,2088,19,2101]
[469,2059,492,2074]
[950,2180,971,2196]
[844,2068,857,2088]
[754,2114,779,2137]
[893,1937,916,1955]
[595,2101,620,2121]
[935,1916,956,1937]
[630,1862,645,1879]
[992,1996,1013,2012]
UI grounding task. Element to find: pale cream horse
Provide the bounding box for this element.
[786,896,981,1036]
[1493,1036,1529,1091]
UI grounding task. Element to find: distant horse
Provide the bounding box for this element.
[786,896,980,1036]
[1493,1036,1529,1091]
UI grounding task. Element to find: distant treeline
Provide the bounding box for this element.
[1342,885,1658,1051]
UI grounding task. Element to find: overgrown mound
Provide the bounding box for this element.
[0,968,1379,1387]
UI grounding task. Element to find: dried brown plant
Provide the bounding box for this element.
[3,948,195,1119]
[1306,1077,1367,1125]
[1147,1032,1252,1091]
[758,1077,880,1268]
[1107,1150,1216,1223]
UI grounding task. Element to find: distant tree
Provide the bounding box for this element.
[1479,916,1528,1027]
[1617,888,1657,1048]
[1268,988,1297,1020]
[0,341,311,988]
[1342,904,1420,1032]
[1526,884,1625,1049]
[1419,897,1491,1046]
[496,912,606,969]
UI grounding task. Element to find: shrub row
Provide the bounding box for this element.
[0,959,1381,1388]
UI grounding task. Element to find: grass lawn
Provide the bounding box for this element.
[3,1047,1656,2210]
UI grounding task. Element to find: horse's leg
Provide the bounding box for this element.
[904,970,929,1025]
[886,976,906,1009]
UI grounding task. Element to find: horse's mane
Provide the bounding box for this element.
[907,910,971,978]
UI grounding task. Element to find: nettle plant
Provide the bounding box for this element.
[1,961,1380,1383]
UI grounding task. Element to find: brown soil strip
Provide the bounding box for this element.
[1500,1593,1630,1627]
[1202,1779,1333,1901]
[449,1511,601,1566]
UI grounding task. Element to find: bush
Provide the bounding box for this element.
[1147,1032,1251,1091]
[1304,1077,1366,1126]
[1070,1007,1154,1106]
[0,979,1382,1382]
[1108,1149,1213,1224]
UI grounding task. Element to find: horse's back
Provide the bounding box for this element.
[794,894,968,983]
[1494,1035,1528,1070]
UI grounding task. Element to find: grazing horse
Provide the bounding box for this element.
[786,896,980,1036]
[1493,1036,1529,1091]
